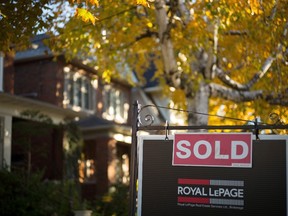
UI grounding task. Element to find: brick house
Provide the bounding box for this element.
[0,34,133,199]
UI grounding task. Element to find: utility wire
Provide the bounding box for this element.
[139,104,280,125]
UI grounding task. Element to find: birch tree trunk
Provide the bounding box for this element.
[187,82,209,126]
[155,0,209,125]
[155,0,181,88]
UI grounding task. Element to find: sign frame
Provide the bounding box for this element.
[137,134,288,216]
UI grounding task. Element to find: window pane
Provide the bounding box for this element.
[75,78,82,107]
[84,79,89,109]
[102,85,129,123]
[78,159,96,183]
[69,77,74,105]
[63,67,96,111]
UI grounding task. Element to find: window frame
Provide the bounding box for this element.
[102,84,129,124]
[63,66,97,113]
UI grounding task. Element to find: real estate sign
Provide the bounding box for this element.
[173,133,252,167]
[137,134,287,216]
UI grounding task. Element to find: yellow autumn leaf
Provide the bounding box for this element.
[172,89,186,106]
[245,7,251,14]
[263,51,270,58]
[134,0,150,7]
[102,69,112,83]
[146,21,153,28]
[205,10,212,19]
[75,8,97,25]
[249,0,262,15]
[88,0,99,7]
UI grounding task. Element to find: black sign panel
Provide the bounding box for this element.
[138,137,287,216]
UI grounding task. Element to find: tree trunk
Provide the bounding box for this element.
[155,0,181,88]
[187,82,209,126]
[154,0,210,126]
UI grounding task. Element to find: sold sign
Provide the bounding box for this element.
[172,133,252,168]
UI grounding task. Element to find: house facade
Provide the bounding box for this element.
[0,34,133,199]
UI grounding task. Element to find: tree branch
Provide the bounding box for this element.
[215,56,275,91]
[117,29,158,50]
[214,67,249,90]
[245,57,275,89]
[223,30,248,36]
[165,0,178,38]
[209,83,288,106]
[135,29,158,41]
[216,21,288,91]
[177,0,191,25]
[265,90,288,106]
[209,83,263,102]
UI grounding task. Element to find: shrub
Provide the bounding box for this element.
[92,184,129,216]
[0,169,73,216]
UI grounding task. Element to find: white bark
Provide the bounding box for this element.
[215,57,275,91]
[155,0,181,88]
[154,0,210,126]
[177,0,191,25]
[209,83,263,102]
[187,82,209,126]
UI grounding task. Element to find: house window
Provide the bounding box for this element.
[78,159,96,183]
[63,66,97,112]
[121,154,129,184]
[102,85,129,123]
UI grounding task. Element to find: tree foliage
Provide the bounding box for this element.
[1,0,287,125]
[0,0,56,51]
[52,0,287,125]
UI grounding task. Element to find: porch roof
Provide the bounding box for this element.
[0,92,88,123]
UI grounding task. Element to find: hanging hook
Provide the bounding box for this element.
[165,120,169,140]
[254,118,260,140]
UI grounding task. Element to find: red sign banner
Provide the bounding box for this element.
[173,133,252,167]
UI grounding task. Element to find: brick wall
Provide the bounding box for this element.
[81,137,119,199]
[13,58,64,107]
[3,52,15,94]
